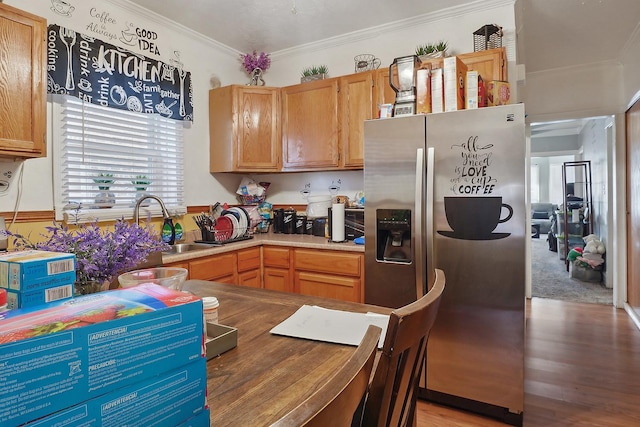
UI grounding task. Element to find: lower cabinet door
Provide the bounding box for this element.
[264,267,292,292]
[294,271,360,302]
[238,269,261,288]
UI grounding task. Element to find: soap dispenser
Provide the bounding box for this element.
[174,219,184,242]
[161,217,176,245]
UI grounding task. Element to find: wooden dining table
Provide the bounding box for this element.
[182,280,391,427]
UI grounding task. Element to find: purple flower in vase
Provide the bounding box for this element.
[8,220,168,290]
[240,50,271,74]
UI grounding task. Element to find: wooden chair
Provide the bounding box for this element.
[271,324,382,427]
[362,268,446,427]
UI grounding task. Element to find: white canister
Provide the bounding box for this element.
[202,296,219,324]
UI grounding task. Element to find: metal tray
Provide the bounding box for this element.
[205,322,237,359]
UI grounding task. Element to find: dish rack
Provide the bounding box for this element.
[193,207,254,245]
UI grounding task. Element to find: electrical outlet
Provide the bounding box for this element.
[0,160,24,193]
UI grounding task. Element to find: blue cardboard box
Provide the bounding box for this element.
[5,281,74,309]
[0,250,76,292]
[27,359,208,427]
[0,283,205,427]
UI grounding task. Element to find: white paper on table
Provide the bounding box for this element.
[269,305,390,348]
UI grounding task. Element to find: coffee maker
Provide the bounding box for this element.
[388,55,421,116]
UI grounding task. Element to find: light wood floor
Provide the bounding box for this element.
[416,297,640,426]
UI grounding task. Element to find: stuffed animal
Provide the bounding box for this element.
[583,234,606,254]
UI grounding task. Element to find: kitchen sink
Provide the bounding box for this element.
[162,243,213,255]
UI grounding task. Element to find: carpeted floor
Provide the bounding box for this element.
[530,235,612,305]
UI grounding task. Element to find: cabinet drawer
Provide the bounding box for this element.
[264,246,290,268]
[189,253,236,280]
[294,249,361,276]
[237,247,260,272]
[295,271,360,302]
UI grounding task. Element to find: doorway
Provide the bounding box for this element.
[529,117,613,305]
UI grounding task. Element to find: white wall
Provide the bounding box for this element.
[523,63,624,123]
[580,118,609,243]
[1,0,518,211]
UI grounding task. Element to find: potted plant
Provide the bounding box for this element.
[132,175,151,191]
[93,173,116,208]
[415,40,448,60]
[132,175,151,206]
[301,65,329,83]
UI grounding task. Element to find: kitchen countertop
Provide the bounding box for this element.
[162,232,364,264]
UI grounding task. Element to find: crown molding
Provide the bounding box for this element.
[272,0,515,58]
[104,0,240,56]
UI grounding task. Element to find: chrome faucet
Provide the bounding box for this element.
[134,195,175,245]
[133,195,171,225]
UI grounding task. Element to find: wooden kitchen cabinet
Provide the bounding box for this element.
[0,3,46,159]
[237,247,261,288]
[281,78,340,170]
[339,71,375,168]
[293,249,363,303]
[209,85,280,172]
[281,72,374,170]
[263,246,292,292]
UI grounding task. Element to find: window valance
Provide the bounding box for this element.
[47,24,193,122]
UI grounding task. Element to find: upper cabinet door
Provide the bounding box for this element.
[209,85,280,172]
[236,86,280,170]
[340,71,374,169]
[0,3,46,159]
[281,78,339,170]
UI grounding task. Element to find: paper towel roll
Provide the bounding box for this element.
[331,203,345,242]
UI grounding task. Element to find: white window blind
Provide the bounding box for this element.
[55,96,186,223]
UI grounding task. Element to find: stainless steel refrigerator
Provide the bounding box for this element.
[364,104,525,425]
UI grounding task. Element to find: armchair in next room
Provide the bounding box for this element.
[531,202,558,235]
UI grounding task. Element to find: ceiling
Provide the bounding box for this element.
[127,0,640,137]
[126,0,640,72]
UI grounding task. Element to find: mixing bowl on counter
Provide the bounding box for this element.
[118,267,188,290]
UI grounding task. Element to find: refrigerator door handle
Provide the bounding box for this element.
[414,148,425,299]
[425,147,435,290]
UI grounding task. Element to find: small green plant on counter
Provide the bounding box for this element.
[132,175,151,191]
[301,65,329,77]
[93,173,114,191]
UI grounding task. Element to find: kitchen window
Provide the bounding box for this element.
[52,95,186,223]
